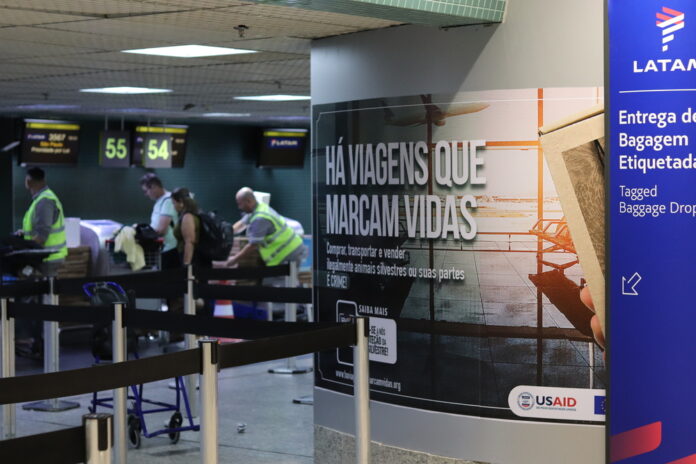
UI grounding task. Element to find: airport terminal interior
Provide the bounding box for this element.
[0,1,609,463]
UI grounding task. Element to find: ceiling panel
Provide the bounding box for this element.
[0,7,88,25]
[0,0,189,15]
[47,16,266,43]
[0,0,404,122]
[0,25,163,51]
[123,9,359,38]
[0,38,102,59]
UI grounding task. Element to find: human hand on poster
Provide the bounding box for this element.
[580,286,605,352]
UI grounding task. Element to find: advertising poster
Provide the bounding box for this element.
[313,88,606,423]
[609,1,696,462]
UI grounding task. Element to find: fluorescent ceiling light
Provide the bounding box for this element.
[16,104,79,110]
[234,95,311,102]
[109,108,162,114]
[268,116,311,121]
[202,112,251,117]
[80,87,172,94]
[123,45,257,58]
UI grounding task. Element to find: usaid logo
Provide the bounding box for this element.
[517,392,534,410]
[657,7,685,52]
[509,386,605,422]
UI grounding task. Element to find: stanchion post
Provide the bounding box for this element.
[354,317,371,464]
[1,298,16,439]
[185,265,198,416]
[269,262,312,375]
[199,339,219,464]
[45,277,59,408]
[112,303,127,464]
[24,277,79,412]
[84,413,113,464]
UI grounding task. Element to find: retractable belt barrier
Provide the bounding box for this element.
[0,280,50,298]
[196,284,312,304]
[55,267,187,298]
[128,308,340,340]
[218,324,357,369]
[7,302,113,324]
[0,314,368,464]
[0,323,355,406]
[193,264,291,281]
[0,348,200,405]
[0,414,114,464]
[0,426,85,464]
[0,264,300,300]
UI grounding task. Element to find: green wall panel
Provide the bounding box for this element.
[11,121,312,235]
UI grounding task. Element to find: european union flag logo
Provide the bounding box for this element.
[595,395,606,415]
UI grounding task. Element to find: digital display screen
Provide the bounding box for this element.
[21,119,80,165]
[132,125,187,168]
[258,128,307,168]
[99,130,131,168]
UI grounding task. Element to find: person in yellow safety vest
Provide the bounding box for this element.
[20,167,68,273]
[225,187,307,268]
[15,167,67,359]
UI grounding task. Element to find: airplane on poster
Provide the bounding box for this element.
[383,94,489,127]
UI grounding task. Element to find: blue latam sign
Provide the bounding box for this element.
[609,1,696,463]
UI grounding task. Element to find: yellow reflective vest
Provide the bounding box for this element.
[249,202,303,266]
[22,188,68,262]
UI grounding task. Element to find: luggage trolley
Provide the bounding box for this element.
[83,281,199,448]
[106,231,169,343]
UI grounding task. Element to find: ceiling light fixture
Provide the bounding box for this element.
[16,104,80,110]
[202,112,252,117]
[80,87,172,94]
[122,44,257,58]
[234,95,311,102]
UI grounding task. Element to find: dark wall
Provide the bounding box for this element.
[10,121,311,233]
[0,118,20,236]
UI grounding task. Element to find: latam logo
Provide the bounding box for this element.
[269,137,299,148]
[657,7,685,52]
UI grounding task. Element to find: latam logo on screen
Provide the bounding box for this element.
[657,6,685,52]
[508,386,605,422]
[268,137,299,148]
[633,6,692,73]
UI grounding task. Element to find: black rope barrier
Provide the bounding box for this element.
[0,322,356,405]
[8,302,113,324]
[0,279,50,298]
[127,309,345,340]
[0,349,200,405]
[193,264,290,281]
[196,284,312,304]
[219,323,356,369]
[55,267,187,297]
[397,319,594,343]
[0,426,84,464]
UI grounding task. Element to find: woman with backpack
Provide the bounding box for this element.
[170,188,212,269]
[171,188,214,317]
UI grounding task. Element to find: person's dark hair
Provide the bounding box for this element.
[139,172,162,189]
[26,166,45,182]
[171,187,199,215]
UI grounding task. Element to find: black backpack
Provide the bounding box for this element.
[196,211,232,261]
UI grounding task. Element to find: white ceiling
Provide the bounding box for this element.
[0,0,402,123]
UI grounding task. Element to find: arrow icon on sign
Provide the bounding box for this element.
[622,272,642,296]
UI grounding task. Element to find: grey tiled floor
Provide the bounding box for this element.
[8,336,315,463]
